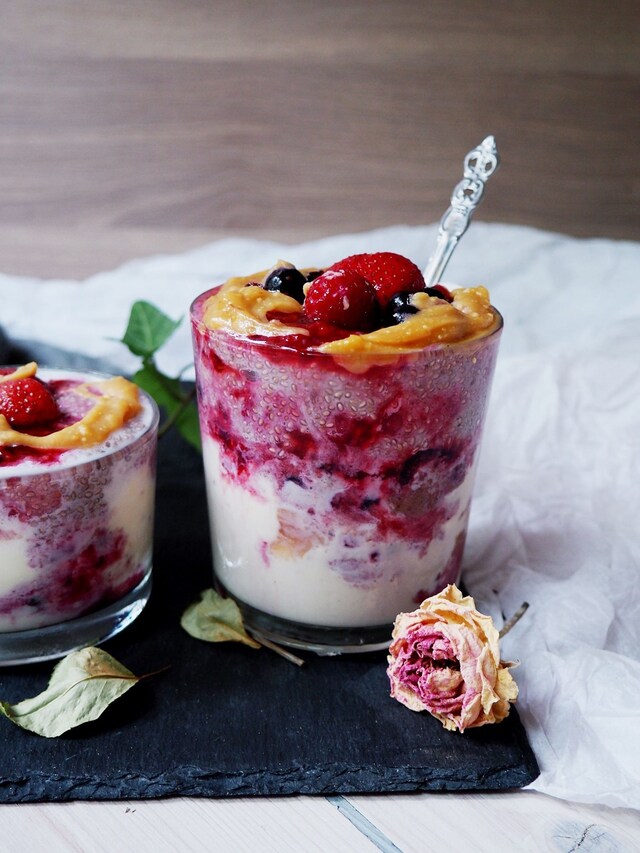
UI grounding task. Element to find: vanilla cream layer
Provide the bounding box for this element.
[0,532,35,599]
[202,438,477,627]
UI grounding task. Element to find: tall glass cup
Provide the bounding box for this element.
[191,288,501,654]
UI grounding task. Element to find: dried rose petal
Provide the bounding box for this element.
[387,584,518,732]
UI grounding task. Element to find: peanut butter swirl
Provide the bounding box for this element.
[201,270,500,369]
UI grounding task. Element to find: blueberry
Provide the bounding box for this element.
[305,269,324,282]
[385,286,455,325]
[263,266,307,303]
[385,290,419,326]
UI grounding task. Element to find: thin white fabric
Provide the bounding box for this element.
[1,223,639,808]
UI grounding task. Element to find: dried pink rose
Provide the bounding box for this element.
[387,584,518,732]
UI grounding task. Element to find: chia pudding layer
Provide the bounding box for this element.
[0,368,158,633]
[191,276,502,632]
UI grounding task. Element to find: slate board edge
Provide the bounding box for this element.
[0,754,539,804]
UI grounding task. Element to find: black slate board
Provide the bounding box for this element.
[0,344,539,803]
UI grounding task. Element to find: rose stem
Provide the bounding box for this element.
[499,602,530,638]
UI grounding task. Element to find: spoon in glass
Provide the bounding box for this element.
[423,135,500,288]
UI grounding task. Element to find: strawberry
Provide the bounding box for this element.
[0,378,59,428]
[329,252,425,308]
[304,268,378,331]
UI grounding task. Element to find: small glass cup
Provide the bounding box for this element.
[0,368,158,665]
[191,288,502,654]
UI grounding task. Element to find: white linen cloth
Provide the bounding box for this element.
[1,223,639,809]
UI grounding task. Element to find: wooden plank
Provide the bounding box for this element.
[0,224,350,280]
[0,57,635,234]
[1,1,637,73]
[0,797,379,852]
[1,790,638,852]
[346,791,640,852]
[0,0,637,281]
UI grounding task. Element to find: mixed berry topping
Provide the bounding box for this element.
[0,377,59,428]
[258,253,458,340]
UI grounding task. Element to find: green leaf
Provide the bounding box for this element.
[0,647,140,737]
[133,362,201,452]
[181,589,261,649]
[121,301,181,359]
[118,299,201,453]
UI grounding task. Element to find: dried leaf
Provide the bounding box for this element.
[0,647,140,737]
[181,588,261,649]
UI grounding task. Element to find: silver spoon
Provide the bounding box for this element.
[423,135,500,288]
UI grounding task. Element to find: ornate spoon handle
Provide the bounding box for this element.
[423,135,500,288]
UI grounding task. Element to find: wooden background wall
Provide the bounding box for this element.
[1,0,638,278]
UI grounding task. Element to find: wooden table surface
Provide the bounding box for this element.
[1,2,639,850]
[1,0,638,279]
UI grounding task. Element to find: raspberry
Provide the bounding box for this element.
[330,252,425,308]
[304,269,378,331]
[0,378,60,428]
[428,284,453,302]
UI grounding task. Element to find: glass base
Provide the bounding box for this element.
[0,571,152,667]
[232,594,392,656]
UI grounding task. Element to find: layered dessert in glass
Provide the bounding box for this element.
[0,363,158,664]
[191,253,502,653]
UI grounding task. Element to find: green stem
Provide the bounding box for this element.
[143,357,190,403]
[157,388,197,439]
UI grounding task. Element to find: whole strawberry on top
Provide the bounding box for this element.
[0,376,59,428]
